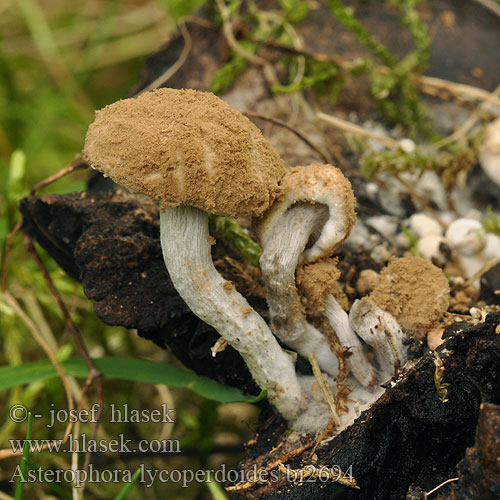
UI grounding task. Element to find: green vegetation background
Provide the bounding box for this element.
[0,1,253,499]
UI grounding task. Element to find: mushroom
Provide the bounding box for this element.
[83,88,315,429]
[407,213,442,238]
[255,164,376,386]
[444,218,491,284]
[479,117,500,188]
[350,256,450,374]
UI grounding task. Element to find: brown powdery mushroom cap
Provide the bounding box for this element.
[367,256,450,340]
[296,257,348,313]
[83,88,285,217]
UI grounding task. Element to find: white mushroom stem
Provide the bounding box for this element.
[260,202,377,387]
[349,299,408,378]
[323,296,376,387]
[160,205,308,425]
[259,204,340,376]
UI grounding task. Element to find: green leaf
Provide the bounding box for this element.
[15,412,32,500]
[206,471,229,500]
[482,206,500,236]
[159,0,207,22]
[7,149,27,202]
[211,41,258,95]
[213,215,262,267]
[8,150,26,185]
[114,467,141,500]
[279,0,311,24]
[0,217,9,244]
[0,357,266,404]
[23,457,72,500]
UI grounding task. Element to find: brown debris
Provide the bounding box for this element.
[222,280,235,293]
[356,269,379,295]
[241,306,253,318]
[449,283,480,314]
[296,258,342,313]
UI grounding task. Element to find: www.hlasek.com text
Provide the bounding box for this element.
[9,434,180,454]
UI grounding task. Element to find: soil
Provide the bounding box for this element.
[18,1,500,498]
[230,313,500,500]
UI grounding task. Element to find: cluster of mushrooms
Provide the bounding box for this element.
[84,88,450,433]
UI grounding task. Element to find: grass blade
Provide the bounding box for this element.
[23,457,72,500]
[206,471,229,500]
[113,468,141,500]
[14,412,32,500]
[0,357,266,404]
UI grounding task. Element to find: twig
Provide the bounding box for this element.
[395,174,447,229]
[183,15,217,30]
[252,37,344,65]
[425,476,459,498]
[421,83,500,152]
[23,235,100,380]
[137,20,192,94]
[1,219,23,294]
[317,111,402,150]
[0,222,75,459]
[243,111,330,163]
[214,0,279,86]
[0,490,14,500]
[308,352,341,427]
[23,234,103,486]
[30,157,88,195]
[316,112,450,219]
[215,0,268,67]
[472,0,500,19]
[465,255,500,287]
[417,75,500,110]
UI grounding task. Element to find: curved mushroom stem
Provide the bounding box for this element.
[349,299,408,378]
[323,296,377,387]
[260,203,376,386]
[259,204,340,376]
[160,205,312,427]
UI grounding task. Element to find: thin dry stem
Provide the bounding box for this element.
[308,352,341,427]
[244,111,330,163]
[30,157,88,195]
[23,234,103,488]
[317,111,402,149]
[421,83,500,152]
[425,477,459,498]
[0,221,75,459]
[465,255,500,287]
[214,0,279,87]
[137,20,192,94]
[417,75,500,110]
[395,174,447,229]
[472,0,500,19]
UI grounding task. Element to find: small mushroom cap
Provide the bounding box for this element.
[255,164,356,263]
[367,256,450,340]
[479,117,500,187]
[445,218,486,256]
[83,88,285,217]
[296,257,348,313]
